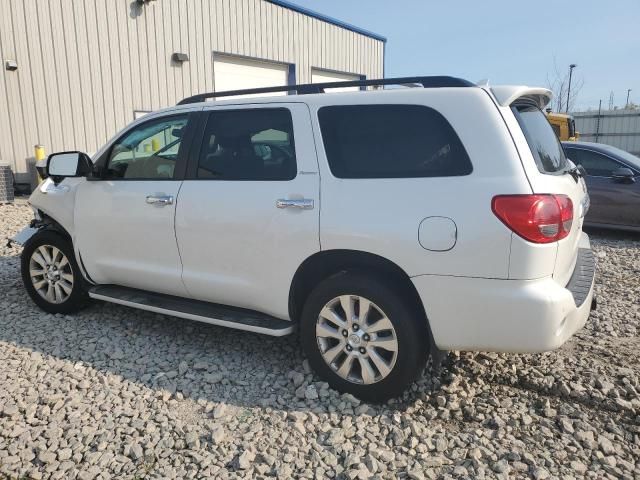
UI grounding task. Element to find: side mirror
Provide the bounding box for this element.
[46,151,93,182]
[612,167,636,183]
[576,164,587,177]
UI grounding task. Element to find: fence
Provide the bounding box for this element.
[573,109,640,155]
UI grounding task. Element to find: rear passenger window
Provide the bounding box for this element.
[197,108,296,180]
[512,104,568,174]
[318,105,472,178]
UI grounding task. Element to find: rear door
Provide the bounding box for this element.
[510,103,589,285]
[175,103,320,319]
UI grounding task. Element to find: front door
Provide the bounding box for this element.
[175,104,320,319]
[74,113,195,296]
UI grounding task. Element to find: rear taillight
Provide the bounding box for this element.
[556,195,573,233]
[492,194,573,244]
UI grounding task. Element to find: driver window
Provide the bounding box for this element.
[566,148,621,177]
[106,115,189,179]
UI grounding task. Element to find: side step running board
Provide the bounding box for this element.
[88,285,294,337]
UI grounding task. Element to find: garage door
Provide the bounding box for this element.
[213,55,288,98]
[311,69,361,92]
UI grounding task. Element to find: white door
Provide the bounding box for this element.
[175,103,320,319]
[311,68,361,92]
[74,113,194,297]
[213,55,288,98]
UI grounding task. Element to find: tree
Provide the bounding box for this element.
[546,58,584,113]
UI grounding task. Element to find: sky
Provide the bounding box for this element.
[291,0,640,111]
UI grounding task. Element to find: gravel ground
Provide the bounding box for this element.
[1,201,639,480]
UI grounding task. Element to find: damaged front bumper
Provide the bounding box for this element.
[7,226,41,248]
[7,207,44,248]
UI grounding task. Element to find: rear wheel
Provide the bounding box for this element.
[21,231,88,314]
[300,271,430,402]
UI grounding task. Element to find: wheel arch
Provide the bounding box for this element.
[29,212,95,285]
[289,249,432,337]
[20,227,90,313]
[36,212,72,242]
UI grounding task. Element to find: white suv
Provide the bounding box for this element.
[13,76,596,401]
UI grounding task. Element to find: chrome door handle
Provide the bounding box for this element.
[276,198,314,210]
[146,195,174,206]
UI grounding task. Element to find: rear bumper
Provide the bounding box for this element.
[412,233,595,353]
[565,247,595,308]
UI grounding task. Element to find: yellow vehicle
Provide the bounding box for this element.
[546,111,579,141]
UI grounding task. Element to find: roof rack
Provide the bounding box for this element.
[177,76,475,105]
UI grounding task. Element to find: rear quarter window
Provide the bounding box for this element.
[318,104,472,179]
[512,104,568,174]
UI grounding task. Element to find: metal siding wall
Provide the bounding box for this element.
[574,110,640,155]
[1,0,384,181]
[0,3,15,173]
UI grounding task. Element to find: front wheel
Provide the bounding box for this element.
[300,271,430,402]
[21,230,88,314]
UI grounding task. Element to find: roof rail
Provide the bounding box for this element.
[177,76,475,105]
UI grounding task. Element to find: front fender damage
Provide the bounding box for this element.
[7,214,69,248]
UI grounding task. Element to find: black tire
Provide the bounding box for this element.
[300,271,430,402]
[21,230,88,314]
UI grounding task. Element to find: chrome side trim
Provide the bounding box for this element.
[88,292,295,337]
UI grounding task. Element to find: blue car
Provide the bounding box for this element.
[563,141,640,232]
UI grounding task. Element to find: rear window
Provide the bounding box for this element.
[318,105,472,179]
[512,104,568,173]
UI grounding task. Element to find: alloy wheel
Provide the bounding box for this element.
[29,245,74,304]
[315,295,398,385]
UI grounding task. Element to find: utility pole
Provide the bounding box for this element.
[566,64,577,113]
[595,99,602,143]
[626,89,632,108]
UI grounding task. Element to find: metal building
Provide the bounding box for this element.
[0,0,385,187]
[574,109,640,156]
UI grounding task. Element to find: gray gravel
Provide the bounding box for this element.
[1,202,640,479]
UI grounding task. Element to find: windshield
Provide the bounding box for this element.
[512,104,569,174]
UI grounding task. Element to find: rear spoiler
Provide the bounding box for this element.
[487,86,552,109]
